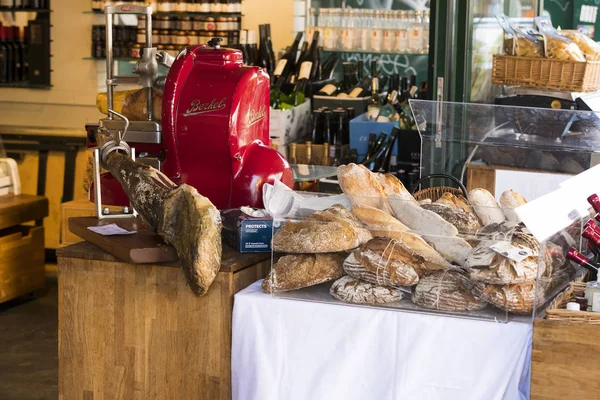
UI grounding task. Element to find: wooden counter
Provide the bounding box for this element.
[57,241,270,400]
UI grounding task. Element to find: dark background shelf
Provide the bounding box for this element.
[0,7,50,12]
[0,82,52,89]
[85,10,241,17]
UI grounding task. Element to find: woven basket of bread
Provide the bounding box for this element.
[544,280,600,324]
[492,54,600,92]
[414,187,463,203]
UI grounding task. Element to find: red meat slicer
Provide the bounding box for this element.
[90,4,292,214]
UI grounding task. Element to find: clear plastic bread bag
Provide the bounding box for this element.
[535,16,586,62]
[560,30,600,61]
[496,13,544,58]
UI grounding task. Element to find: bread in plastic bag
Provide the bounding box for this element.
[535,16,586,62]
[496,13,543,58]
[560,30,600,61]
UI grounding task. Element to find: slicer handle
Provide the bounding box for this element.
[104,4,152,15]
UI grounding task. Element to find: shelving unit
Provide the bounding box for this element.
[0,5,52,89]
[84,10,241,17]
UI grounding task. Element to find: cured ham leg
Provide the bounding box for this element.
[105,151,222,296]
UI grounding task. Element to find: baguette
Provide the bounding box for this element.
[421,203,481,234]
[421,235,472,266]
[262,253,345,293]
[469,188,506,225]
[337,164,392,212]
[388,193,459,237]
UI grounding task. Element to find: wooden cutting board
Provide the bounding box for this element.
[68,216,178,264]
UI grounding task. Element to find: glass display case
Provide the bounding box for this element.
[263,100,594,323]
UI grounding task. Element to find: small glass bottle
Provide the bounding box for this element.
[408,10,422,53]
[422,10,430,54]
[585,281,600,308]
[396,10,408,53]
[369,10,383,52]
[289,143,297,164]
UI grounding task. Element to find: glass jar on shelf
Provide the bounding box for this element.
[382,10,394,53]
[340,8,355,51]
[306,7,316,44]
[396,10,409,53]
[370,10,383,52]
[408,10,423,53]
[422,9,430,54]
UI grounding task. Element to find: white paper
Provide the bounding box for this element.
[262,180,351,217]
[490,242,531,263]
[494,169,571,203]
[515,188,581,242]
[559,164,600,216]
[88,223,137,236]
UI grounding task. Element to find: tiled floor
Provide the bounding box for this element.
[0,277,58,400]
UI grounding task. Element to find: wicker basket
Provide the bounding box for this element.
[492,54,600,92]
[413,186,463,203]
[544,280,600,324]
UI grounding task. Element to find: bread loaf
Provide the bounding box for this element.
[330,276,402,304]
[421,203,481,234]
[373,172,416,203]
[469,188,506,225]
[473,281,544,314]
[388,194,459,236]
[412,271,487,311]
[435,192,474,215]
[272,204,373,253]
[351,205,410,238]
[421,235,473,266]
[343,253,417,287]
[356,237,450,277]
[262,253,345,293]
[499,190,527,223]
[337,164,392,212]
[466,231,544,285]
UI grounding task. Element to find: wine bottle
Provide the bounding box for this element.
[238,30,249,64]
[370,59,378,78]
[281,60,311,109]
[304,30,321,82]
[346,76,371,98]
[331,109,345,165]
[0,28,8,84]
[361,133,377,163]
[317,82,339,96]
[380,127,400,172]
[290,41,308,84]
[265,24,276,75]
[363,130,397,172]
[289,143,297,164]
[418,81,428,100]
[273,32,303,86]
[366,77,382,121]
[357,60,364,81]
[322,142,330,166]
[13,27,24,81]
[321,53,339,80]
[311,110,323,144]
[409,74,418,98]
[302,141,313,165]
[589,194,600,213]
[567,248,599,272]
[361,132,387,165]
[247,30,258,66]
[323,110,332,145]
[257,25,271,72]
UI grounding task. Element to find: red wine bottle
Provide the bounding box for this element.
[567,248,599,272]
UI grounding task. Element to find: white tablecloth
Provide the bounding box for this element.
[232,281,533,400]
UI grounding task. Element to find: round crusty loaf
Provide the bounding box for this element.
[330,276,402,304]
[472,281,545,314]
[262,253,345,294]
[412,271,487,311]
[421,203,481,234]
[272,204,373,253]
[343,252,418,288]
[499,189,527,223]
[466,231,545,285]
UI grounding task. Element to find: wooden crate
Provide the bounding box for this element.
[531,319,600,400]
[57,241,269,400]
[0,225,45,303]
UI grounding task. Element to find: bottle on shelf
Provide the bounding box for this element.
[272,31,302,86]
[322,142,330,166]
[302,141,313,165]
[290,40,308,84]
[280,59,311,109]
[362,129,397,172]
[257,25,271,72]
[396,10,409,53]
[304,30,321,82]
[345,76,370,98]
[265,24,276,76]
[366,76,382,120]
[12,26,24,81]
[409,10,423,53]
[422,10,430,54]
[361,133,377,163]
[0,27,9,84]
[321,53,338,80]
[311,110,323,144]
[322,110,332,146]
[289,143,297,164]
[247,29,258,66]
